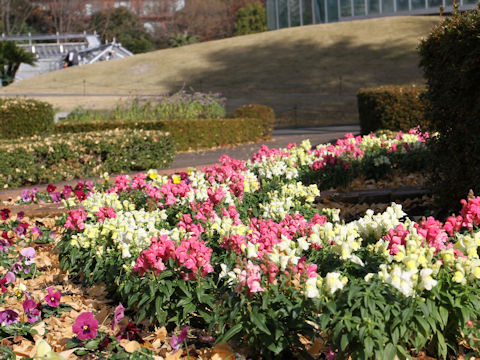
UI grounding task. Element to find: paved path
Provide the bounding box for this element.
[0,124,360,204]
[169,124,360,169]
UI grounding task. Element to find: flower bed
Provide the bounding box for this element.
[0,129,175,189]
[51,129,480,359]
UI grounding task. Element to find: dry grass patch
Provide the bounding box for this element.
[0,16,440,125]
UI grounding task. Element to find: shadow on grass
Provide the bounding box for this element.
[162,36,425,125]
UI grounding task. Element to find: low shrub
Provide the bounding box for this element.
[357,85,429,134]
[233,104,275,138]
[0,97,54,139]
[63,89,227,122]
[55,117,269,151]
[0,129,174,188]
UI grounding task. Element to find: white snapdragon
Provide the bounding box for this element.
[324,272,348,294]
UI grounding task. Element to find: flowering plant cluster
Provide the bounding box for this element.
[57,129,480,359]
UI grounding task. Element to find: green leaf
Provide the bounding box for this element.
[391,327,399,345]
[436,332,447,359]
[84,338,100,350]
[155,296,162,315]
[178,281,191,297]
[384,343,396,360]
[177,298,192,307]
[365,337,374,358]
[250,311,271,335]
[216,324,243,344]
[340,334,349,352]
[415,315,430,335]
[439,306,449,328]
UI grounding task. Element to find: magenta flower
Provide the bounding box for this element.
[0,208,10,220]
[23,299,41,323]
[112,303,124,330]
[73,312,99,340]
[14,223,28,238]
[46,184,57,193]
[170,326,190,353]
[0,309,19,325]
[45,287,61,307]
[50,192,61,203]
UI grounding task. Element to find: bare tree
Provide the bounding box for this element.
[0,0,35,35]
[47,0,84,34]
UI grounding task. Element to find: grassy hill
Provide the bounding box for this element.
[0,16,440,126]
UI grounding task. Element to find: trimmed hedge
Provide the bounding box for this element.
[233,104,275,138]
[0,129,175,188]
[357,85,429,134]
[55,117,270,151]
[0,97,54,139]
[419,7,480,214]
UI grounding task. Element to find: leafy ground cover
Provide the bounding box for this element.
[1,129,479,360]
[0,129,175,189]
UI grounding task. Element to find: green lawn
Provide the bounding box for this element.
[0,16,440,126]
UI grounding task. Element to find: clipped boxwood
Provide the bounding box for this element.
[233,104,275,138]
[357,85,429,134]
[0,97,54,139]
[55,117,268,151]
[0,129,175,188]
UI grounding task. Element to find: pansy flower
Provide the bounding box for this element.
[0,208,10,220]
[45,287,61,308]
[23,298,41,323]
[0,309,19,325]
[73,312,99,340]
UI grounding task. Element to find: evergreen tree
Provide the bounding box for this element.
[0,41,36,86]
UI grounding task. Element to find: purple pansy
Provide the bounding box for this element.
[73,312,99,340]
[45,287,61,308]
[0,309,19,325]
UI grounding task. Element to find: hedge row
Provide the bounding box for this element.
[357,85,429,134]
[0,129,175,188]
[0,97,55,139]
[55,117,270,151]
[419,7,480,214]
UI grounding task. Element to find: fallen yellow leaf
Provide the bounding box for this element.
[209,343,236,360]
[165,350,183,360]
[120,340,142,354]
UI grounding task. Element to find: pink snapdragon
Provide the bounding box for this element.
[95,207,117,223]
[415,217,451,253]
[460,196,480,230]
[383,224,410,255]
[444,215,463,236]
[65,208,87,231]
[236,260,264,296]
[251,145,290,162]
[133,235,213,280]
